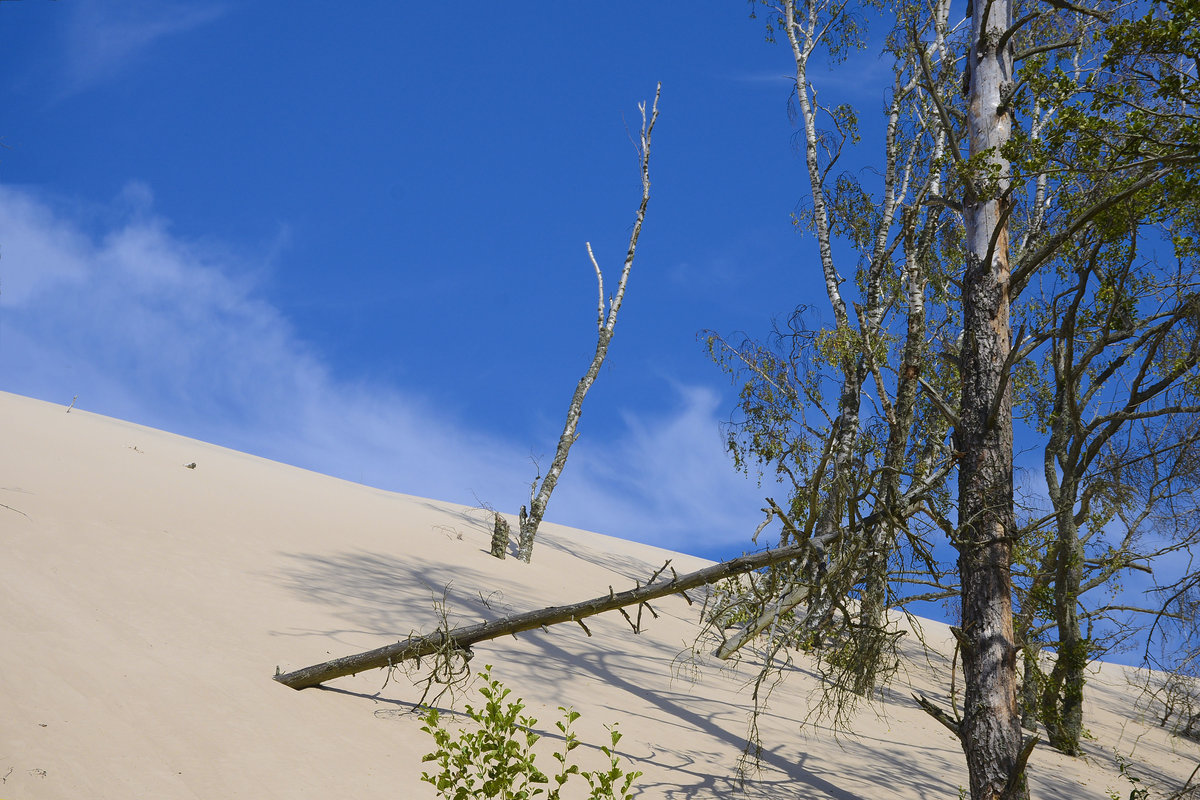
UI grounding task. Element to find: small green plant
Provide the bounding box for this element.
[1105,753,1150,800]
[581,725,642,800]
[419,665,642,800]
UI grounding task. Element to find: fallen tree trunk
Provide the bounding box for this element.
[274,539,811,689]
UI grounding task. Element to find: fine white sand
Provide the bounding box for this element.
[1,390,1196,798]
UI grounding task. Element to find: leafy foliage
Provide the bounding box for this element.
[419,665,642,800]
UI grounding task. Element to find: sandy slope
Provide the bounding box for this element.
[0,390,1195,799]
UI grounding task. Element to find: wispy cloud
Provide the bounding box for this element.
[554,385,778,552]
[58,0,225,96]
[0,183,772,554]
[729,51,893,101]
[725,70,794,85]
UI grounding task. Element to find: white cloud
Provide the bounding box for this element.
[0,183,772,554]
[59,0,225,96]
[554,385,779,552]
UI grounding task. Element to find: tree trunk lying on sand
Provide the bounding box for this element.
[274,540,811,690]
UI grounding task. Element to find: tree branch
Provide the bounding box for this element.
[274,540,813,689]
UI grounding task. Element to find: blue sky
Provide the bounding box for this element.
[0,1,904,558]
[0,2,1186,670]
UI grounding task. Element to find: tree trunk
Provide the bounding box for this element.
[516,505,533,562]
[490,513,510,560]
[1041,508,1086,754]
[957,0,1030,795]
[1020,647,1042,732]
[513,86,659,563]
[274,538,816,690]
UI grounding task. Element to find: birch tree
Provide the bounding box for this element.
[718,0,1200,792]
[702,0,962,727]
[937,0,1029,790]
[275,2,1200,798]
[915,0,1199,788]
[490,86,660,563]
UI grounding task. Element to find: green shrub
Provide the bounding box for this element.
[419,665,642,800]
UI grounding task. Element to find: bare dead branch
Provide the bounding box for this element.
[914,693,963,738]
[275,538,812,689]
[515,83,661,562]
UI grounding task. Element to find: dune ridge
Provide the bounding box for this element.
[1,390,1196,798]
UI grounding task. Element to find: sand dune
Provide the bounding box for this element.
[1,390,1196,798]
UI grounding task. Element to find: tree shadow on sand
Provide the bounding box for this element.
[270,547,975,799]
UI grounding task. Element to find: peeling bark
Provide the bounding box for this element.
[956,0,1030,794]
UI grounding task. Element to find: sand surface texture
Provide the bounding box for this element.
[1,390,1196,798]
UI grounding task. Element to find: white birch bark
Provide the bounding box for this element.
[514,85,660,563]
[717,0,955,668]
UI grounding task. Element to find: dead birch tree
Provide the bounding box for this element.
[494,84,660,564]
[274,539,817,689]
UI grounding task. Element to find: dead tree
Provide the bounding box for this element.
[509,84,660,564]
[490,513,510,560]
[274,534,814,690]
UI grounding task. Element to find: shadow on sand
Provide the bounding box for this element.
[268,547,994,799]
